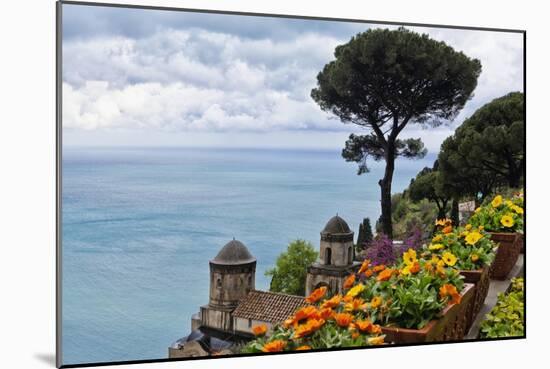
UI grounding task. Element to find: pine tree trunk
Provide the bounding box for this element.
[451,198,459,226]
[379,148,395,239]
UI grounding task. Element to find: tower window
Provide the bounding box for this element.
[325,248,332,265]
[216,278,222,289]
[348,246,353,264]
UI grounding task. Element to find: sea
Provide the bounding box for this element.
[61,146,435,365]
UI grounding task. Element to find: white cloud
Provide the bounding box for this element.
[62,25,523,149]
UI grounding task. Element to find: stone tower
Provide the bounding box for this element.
[197,239,256,332]
[305,215,360,296]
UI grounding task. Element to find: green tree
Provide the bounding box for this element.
[311,27,481,238]
[265,239,318,296]
[438,135,500,203]
[439,92,524,189]
[356,217,374,250]
[408,165,452,220]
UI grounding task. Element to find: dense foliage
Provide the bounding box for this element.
[408,164,453,220]
[468,193,524,233]
[265,239,318,296]
[311,27,481,238]
[438,92,524,199]
[479,278,524,338]
[389,191,438,239]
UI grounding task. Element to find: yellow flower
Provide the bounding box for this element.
[432,234,443,243]
[400,265,411,276]
[403,248,417,265]
[431,255,440,263]
[478,225,484,231]
[492,195,503,208]
[506,200,514,207]
[367,336,385,345]
[429,243,444,251]
[512,205,524,215]
[465,231,483,245]
[471,254,480,262]
[500,214,515,228]
[465,224,472,231]
[346,283,365,298]
[370,296,383,309]
[474,207,481,213]
[442,252,457,267]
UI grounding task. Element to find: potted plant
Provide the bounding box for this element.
[340,252,473,343]
[420,220,496,330]
[468,194,524,280]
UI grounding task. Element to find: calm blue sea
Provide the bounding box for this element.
[61,146,435,365]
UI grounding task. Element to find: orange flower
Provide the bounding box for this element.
[354,319,373,333]
[424,262,434,273]
[351,331,360,339]
[252,324,268,336]
[442,225,453,234]
[305,286,327,304]
[343,274,356,289]
[293,318,325,339]
[333,312,353,327]
[296,345,311,351]
[409,261,420,274]
[439,284,461,305]
[376,268,393,282]
[358,259,371,274]
[369,324,382,335]
[315,307,334,320]
[287,306,318,327]
[262,340,287,352]
[344,298,367,312]
[363,269,374,278]
[373,264,386,273]
[370,296,383,309]
[321,294,342,309]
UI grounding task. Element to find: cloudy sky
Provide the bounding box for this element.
[62,3,524,152]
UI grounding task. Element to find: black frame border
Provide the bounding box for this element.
[56,1,527,368]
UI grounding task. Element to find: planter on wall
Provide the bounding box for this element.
[489,233,521,280]
[381,283,475,344]
[459,267,490,331]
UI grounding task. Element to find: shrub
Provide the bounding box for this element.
[479,277,524,338]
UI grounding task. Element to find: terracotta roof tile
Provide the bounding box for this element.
[232,290,307,323]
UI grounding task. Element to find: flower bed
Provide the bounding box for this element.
[241,247,469,351]
[240,285,385,354]
[419,220,496,330]
[468,194,524,280]
[479,277,524,338]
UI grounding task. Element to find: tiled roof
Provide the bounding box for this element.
[232,290,307,323]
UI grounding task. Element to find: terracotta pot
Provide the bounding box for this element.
[489,232,521,280]
[460,267,490,331]
[381,283,474,343]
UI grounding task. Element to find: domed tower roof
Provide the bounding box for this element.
[321,215,354,242]
[210,239,256,265]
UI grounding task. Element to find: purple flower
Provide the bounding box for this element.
[365,234,396,266]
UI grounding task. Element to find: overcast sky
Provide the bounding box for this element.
[62,3,524,152]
